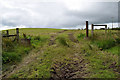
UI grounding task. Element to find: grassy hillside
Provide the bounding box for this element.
[1,28,120,79]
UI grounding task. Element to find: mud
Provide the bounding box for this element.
[50,57,89,79]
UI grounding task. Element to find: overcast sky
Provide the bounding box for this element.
[0,0,119,30]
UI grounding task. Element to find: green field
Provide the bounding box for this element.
[1,28,120,79]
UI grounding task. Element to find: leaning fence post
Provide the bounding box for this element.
[86,21,89,38]
[91,24,94,37]
[16,28,19,41]
[6,30,9,36]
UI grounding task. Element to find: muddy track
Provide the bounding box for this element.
[50,33,89,79]
[48,30,68,46]
[50,56,89,79]
[48,35,57,46]
[68,33,79,43]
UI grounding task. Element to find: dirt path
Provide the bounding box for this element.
[48,34,57,46]
[49,31,78,46]
[68,33,79,43]
[50,33,90,79]
[50,43,90,79]
[48,30,68,46]
[50,58,89,79]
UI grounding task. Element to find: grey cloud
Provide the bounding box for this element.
[0,1,119,29]
[64,2,118,26]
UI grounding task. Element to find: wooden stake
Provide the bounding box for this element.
[105,25,107,34]
[16,28,19,41]
[91,24,94,37]
[6,30,9,36]
[86,21,89,38]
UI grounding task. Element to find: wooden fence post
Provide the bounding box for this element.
[108,27,110,33]
[105,25,107,34]
[91,24,94,37]
[6,30,9,36]
[16,28,19,41]
[86,21,89,38]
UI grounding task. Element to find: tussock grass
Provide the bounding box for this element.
[57,37,68,46]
